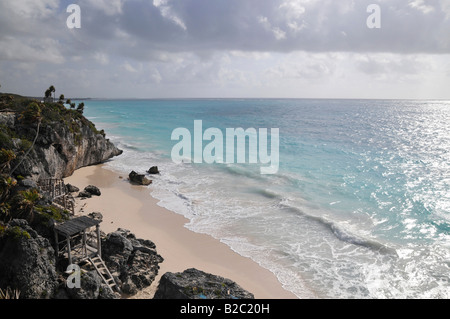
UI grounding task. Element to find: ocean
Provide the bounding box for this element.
[82,98,450,299]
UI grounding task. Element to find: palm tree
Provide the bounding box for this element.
[13,189,41,222]
[45,89,52,98]
[49,85,56,101]
[44,86,56,101]
[0,173,17,204]
[0,149,16,174]
[77,102,85,113]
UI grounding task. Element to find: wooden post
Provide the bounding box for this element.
[54,230,59,258]
[82,230,87,259]
[66,235,72,265]
[96,225,101,257]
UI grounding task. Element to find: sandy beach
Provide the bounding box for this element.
[64,164,298,299]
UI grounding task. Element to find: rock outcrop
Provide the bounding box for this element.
[154,268,255,299]
[128,171,152,186]
[1,111,122,180]
[147,166,159,174]
[101,228,163,295]
[84,185,101,196]
[63,270,118,300]
[0,219,59,299]
[65,183,80,193]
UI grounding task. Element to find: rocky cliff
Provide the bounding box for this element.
[0,94,122,180]
[0,219,58,299]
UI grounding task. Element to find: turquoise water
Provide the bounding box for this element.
[83,99,450,298]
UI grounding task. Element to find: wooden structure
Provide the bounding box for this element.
[54,216,102,264]
[38,178,75,215]
[53,216,119,293]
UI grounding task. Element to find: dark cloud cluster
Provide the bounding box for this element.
[2,0,449,64]
[0,0,449,98]
[70,0,450,57]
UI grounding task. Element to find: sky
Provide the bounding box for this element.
[0,0,449,99]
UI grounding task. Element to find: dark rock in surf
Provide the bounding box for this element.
[128,171,152,186]
[147,166,160,174]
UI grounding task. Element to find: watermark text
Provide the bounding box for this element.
[171,120,279,174]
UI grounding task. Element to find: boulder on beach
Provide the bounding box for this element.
[84,185,101,196]
[78,191,92,198]
[65,183,80,193]
[128,171,152,186]
[153,268,255,299]
[147,166,159,174]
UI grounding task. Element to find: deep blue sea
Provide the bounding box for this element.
[82,99,450,298]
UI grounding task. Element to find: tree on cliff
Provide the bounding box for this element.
[77,102,85,113]
[10,102,42,176]
[44,86,56,101]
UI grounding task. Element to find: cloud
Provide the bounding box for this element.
[93,52,109,65]
[0,0,449,99]
[80,0,124,16]
[153,0,187,30]
[3,0,449,66]
[409,0,435,14]
[123,61,139,73]
[0,36,65,64]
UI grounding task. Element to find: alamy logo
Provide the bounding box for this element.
[367,4,381,29]
[66,4,81,29]
[171,120,279,174]
[66,264,81,289]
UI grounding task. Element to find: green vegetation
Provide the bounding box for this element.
[10,189,41,222]
[44,85,55,100]
[0,86,103,230]
[77,102,85,113]
[0,149,16,174]
[35,205,70,224]
[0,224,31,241]
[19,101,41,124]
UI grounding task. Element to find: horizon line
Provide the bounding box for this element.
[2,91,449,102]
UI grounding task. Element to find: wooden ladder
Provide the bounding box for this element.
[88,256,120,294]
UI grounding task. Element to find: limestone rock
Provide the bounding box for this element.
[8,113,122,180]
[63,270,119,300]
[154,268,255,299]
[101,228,163,296]
[78,191,92,198]
[84,185,101,196]
[88,212,103,221]
[129,171,152,186]
[19,178,38,189]
[0,219,59,299]
[66,183,80,193]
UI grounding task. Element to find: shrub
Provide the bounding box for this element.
[4,225,31,240]
[10,189,41,222]
[20,102,41,124]
[0,149,16,173]
[0,130,13,149]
